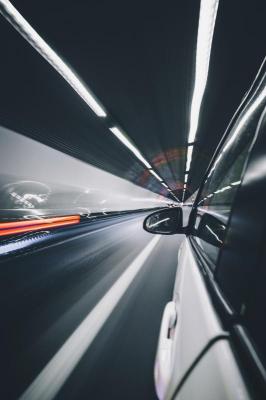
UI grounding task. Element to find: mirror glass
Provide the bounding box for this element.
[197,213,226,247]
[144,208,183,235]
[193,212,226,267]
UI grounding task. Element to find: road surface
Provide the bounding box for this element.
[0,212,184,400]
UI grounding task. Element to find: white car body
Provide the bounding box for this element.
[154,238,249,400]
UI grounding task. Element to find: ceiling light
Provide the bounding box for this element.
[0,0,107,117]
[109,127,152,169]
[187,0,219,143]
[220,185,231,192]
[184,173,188,183]
[185,145,194,172]
[161,183,168,188]
[149,169,163,182]
[231,180,241,186]
[183,0,219,197]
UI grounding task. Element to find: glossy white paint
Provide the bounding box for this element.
[175,339,250,400]
[154,301,177,399]
[167,238,225,398]
[155,238,224,399]
[154,237,250,400]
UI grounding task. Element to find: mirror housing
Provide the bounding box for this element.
[143,207,184,235]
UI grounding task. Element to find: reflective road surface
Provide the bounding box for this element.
[0,212,184,400]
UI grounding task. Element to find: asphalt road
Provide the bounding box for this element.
[0,212,184,400]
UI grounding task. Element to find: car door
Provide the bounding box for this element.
[154,60,266,400]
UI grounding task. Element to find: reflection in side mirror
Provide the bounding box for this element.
[143,207,184,235]
[197,212,226,247]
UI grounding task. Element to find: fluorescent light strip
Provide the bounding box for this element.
[161,183,168,188]
[109,127,152,169]
[231,180,241,186]
[149,169,163,182]
[185,145,194,172]
[220,185,231,192]
[0,0,187,202]
[183,0,219,188]
[188,0,219,143]
[0,0,178,204]
[0,0,107,117]
[184,173,188,183]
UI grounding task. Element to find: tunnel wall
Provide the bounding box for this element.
[0,126,171,217]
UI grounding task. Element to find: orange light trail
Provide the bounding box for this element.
[0,215,80,237]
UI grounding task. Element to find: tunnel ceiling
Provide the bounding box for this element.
[0,0,265,200]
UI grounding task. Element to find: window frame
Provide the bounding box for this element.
[189,57,266,235]
[189,59,266,272]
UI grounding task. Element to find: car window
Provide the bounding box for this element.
[192,84,266,269]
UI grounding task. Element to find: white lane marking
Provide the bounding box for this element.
[19,235,161,400]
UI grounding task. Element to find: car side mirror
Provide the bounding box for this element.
[143,207,184,235]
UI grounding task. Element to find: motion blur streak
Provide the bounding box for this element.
[0,212,181,399]
[0,215,80,237]
[0,0,107,117]
[19,235,161,400]
[187,0,219,145]
[184,0,219,197]
[0,127,170,213]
